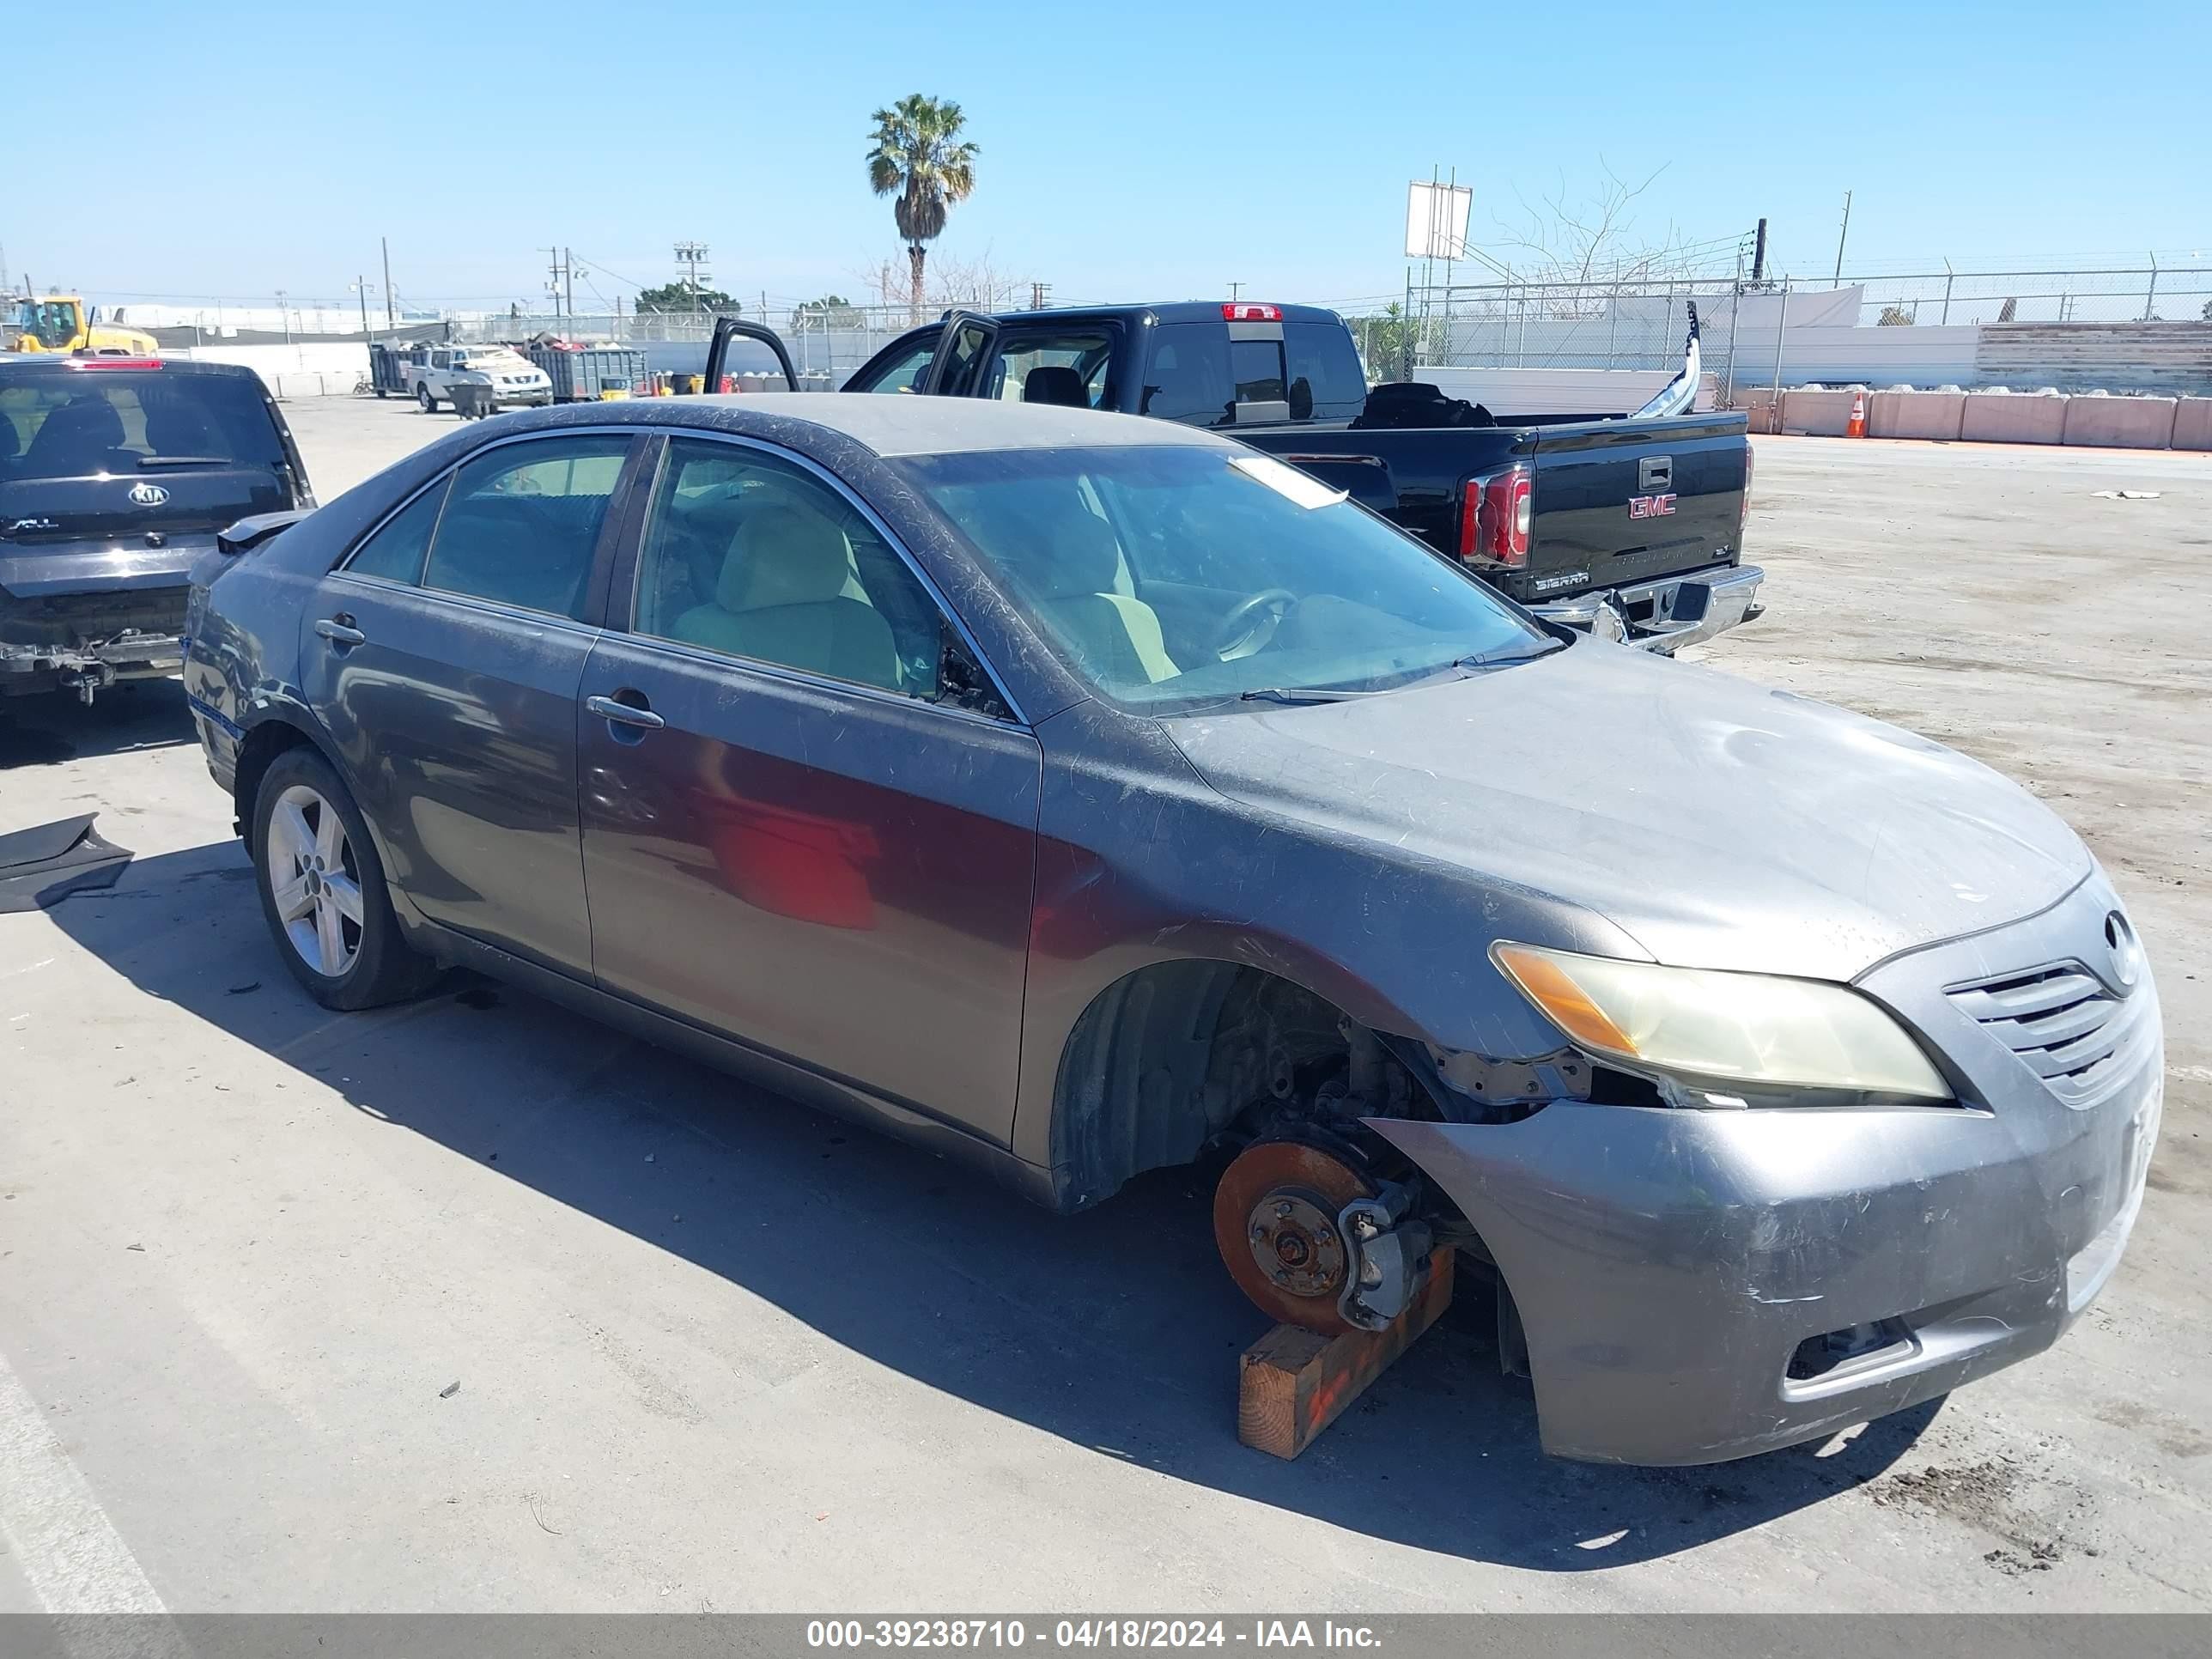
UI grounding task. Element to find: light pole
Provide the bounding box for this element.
[275,289,290,344]
[351,277,377,344]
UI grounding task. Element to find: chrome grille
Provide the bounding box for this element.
[1948,962,2149,1108]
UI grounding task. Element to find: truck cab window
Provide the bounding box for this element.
[1139,325,1234,425]
[987,330,1115,407]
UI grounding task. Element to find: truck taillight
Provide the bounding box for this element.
[1221,303,1283,321]
[1739,446,1754,538]
[1459,465,1532,568]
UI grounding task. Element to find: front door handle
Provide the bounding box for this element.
[314,617,367,647]
[586,693,665,732]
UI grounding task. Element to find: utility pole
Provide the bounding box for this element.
[352,276,374,343]
[381,236,395,327]
[276,289,290,344]
[1228,281,1243,301]
[544,246,568,322]
[565,247,575,321]
[1751,217,1768,286]
[673,240,709,301]
[1832,191,1852,288]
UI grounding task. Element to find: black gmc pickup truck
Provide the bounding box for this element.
[787,301,1760,651]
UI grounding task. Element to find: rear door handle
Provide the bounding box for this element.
[586,694,665,731]
[314,617,367,647]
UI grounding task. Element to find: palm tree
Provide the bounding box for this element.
[866,94,979,324]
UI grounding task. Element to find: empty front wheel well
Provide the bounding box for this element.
[1047,962,1431,1211]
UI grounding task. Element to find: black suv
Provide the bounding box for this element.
[1,356,312,702]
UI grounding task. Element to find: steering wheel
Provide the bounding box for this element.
[1209,588,1299,661]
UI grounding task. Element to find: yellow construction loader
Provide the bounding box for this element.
[5,294,159,356]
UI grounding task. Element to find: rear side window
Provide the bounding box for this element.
[0,372,285,483]
[345,480,448,584]
[421,435,631,620]
[1283,322,1369,420]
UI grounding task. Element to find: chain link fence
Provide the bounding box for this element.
[1361,266,2211,393]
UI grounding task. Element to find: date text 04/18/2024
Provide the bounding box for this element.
[805,1620,1383,1650]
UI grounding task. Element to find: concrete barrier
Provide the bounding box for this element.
[2063,394,2179,449]
[1868,389,1965,441]
[2174,398,2212,452]
[1779,387,1863,436]
[1960,391,2069,445]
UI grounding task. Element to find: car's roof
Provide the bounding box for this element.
[576,392,1236,459]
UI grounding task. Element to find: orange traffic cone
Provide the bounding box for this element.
[1846,392,1868,438]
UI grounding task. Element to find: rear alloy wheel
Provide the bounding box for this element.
[1212,1139,1381,1337]
[252,748,434,1010]
[416,384,436,413]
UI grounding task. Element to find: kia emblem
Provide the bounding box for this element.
[129,482,170,507]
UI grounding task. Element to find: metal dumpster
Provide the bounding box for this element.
[525,347,649,404]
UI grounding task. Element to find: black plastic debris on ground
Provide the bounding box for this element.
[0,814,132,913]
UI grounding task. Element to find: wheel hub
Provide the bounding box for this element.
[1213,1139,1378,1336]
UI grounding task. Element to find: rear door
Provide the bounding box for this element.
[301,429,645,977]
[1527,414,1747,596]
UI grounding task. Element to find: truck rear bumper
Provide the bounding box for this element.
[1534,563,1764,654]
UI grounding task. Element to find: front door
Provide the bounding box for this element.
[575,434,1040,1140]
[301,431,641,975]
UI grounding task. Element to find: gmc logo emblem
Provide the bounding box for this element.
[1629,493,1677,519]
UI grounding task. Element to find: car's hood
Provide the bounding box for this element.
[1161,643,2091,983]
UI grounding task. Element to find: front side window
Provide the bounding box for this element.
[853,337,937,394]
[629,438,948,698]
[420,435,630,619]
[902,444,1553,710]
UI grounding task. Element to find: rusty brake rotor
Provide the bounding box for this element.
[1212,1139,1379,1337]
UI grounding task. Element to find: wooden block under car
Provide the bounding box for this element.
[1237,1248,1455,1460]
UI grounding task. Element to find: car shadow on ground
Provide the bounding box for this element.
[0,679,196,771]
[48,839,1939,1571]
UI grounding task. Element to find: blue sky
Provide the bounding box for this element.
[13,0,2208,313]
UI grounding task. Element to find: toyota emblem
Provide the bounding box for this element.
[2104,911,2142,989]
[128,482,170,507]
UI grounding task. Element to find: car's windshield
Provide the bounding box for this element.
[900,444,1554,709]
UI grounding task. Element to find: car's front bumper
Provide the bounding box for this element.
[1371,872,2161,1465]
[1533,562,1765,654]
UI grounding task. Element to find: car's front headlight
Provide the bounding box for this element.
[1492,942,1950,1103]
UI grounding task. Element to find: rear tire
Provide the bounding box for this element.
[250,747,436,1011]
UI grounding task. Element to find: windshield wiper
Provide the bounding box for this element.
[1452,637,1568,670]
[1238,685,1390,705]
[136,455,236,470]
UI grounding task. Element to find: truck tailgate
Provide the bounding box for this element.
[1527,412,1747,599]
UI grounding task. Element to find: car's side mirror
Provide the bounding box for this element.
[936,622,1006,718]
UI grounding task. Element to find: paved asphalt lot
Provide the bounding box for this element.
[2,398,2207,1613]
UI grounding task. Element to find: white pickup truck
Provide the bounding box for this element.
[402,345,553,412]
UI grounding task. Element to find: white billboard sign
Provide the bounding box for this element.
[1405,180,1473,260]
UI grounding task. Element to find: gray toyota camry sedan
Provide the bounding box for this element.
[181,395,2161,1466]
